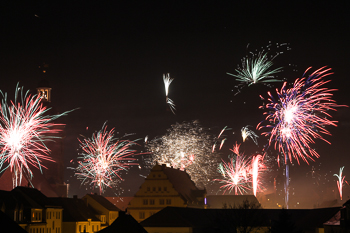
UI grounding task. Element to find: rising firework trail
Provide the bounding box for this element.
[334,166,345,200]
[0,84,71,188]
[146,121,220,188]
[75,124,140,194]
[251,154,264,196]
[163,73,176,114]
[257,66,345,208]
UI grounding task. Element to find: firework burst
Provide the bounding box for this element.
[216,143,251,195]
[227,43,286,87]
[163,73,176,114]
[75,124,140,194]
[0,84,70,188]
[257,67,345,165]
[146,121,220,188]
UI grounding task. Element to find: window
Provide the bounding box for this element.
[97,226,99,231]
[92,225,94,232]
[149,212,155,216]
[149,199,155,205]
[79,225,81,232]
[52,221,55,229]
[164,187,167,191]
[159,199,164,205]
[166,199,171,205]
[152,187,156,191]
[84,225,86,232]
[146,187,150,191]
[143,199,148,205]
[158,187,161,191]
[139,212,145,219]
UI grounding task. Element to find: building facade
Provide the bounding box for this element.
[128,164,206,222]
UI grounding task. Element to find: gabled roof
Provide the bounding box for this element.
[141,206,342,231]
[84,194,120,211]
[0,210,27,233]
[105,197,133,211]
[160,164,205,203]
[49,197,100,222]
[97,211,147,233]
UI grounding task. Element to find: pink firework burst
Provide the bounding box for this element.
[75,124,140,194]
[257,67,345,164]
[0,85,70,188]
[216,143,251,195]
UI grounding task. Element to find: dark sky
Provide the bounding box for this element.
[1,1,350,201]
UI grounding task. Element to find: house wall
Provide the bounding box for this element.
[128,165,187,222]
[45,208,62,233]
[82,195,119,226]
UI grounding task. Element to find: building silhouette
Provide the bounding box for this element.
[127,163,206,222]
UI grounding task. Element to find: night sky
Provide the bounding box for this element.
[1,1,350,205]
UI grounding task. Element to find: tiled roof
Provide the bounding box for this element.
[0,210,27,233]
[49,197,100,222]
[98,211,147,233]
[105,197,133,211]
[141,206,342,231]
[85,194,120,211]
[161,164,205,203]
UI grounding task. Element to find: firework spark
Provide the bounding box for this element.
[146,121,220,188]
[241,125,259,145]
[216,145,251,195]
[251,154,265,196]
[0,85,70,188]
[334,166,345,200]
[163,73,176,114]
[227,46,283,86]
[257,67,345,165]
[75,124,139,194]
